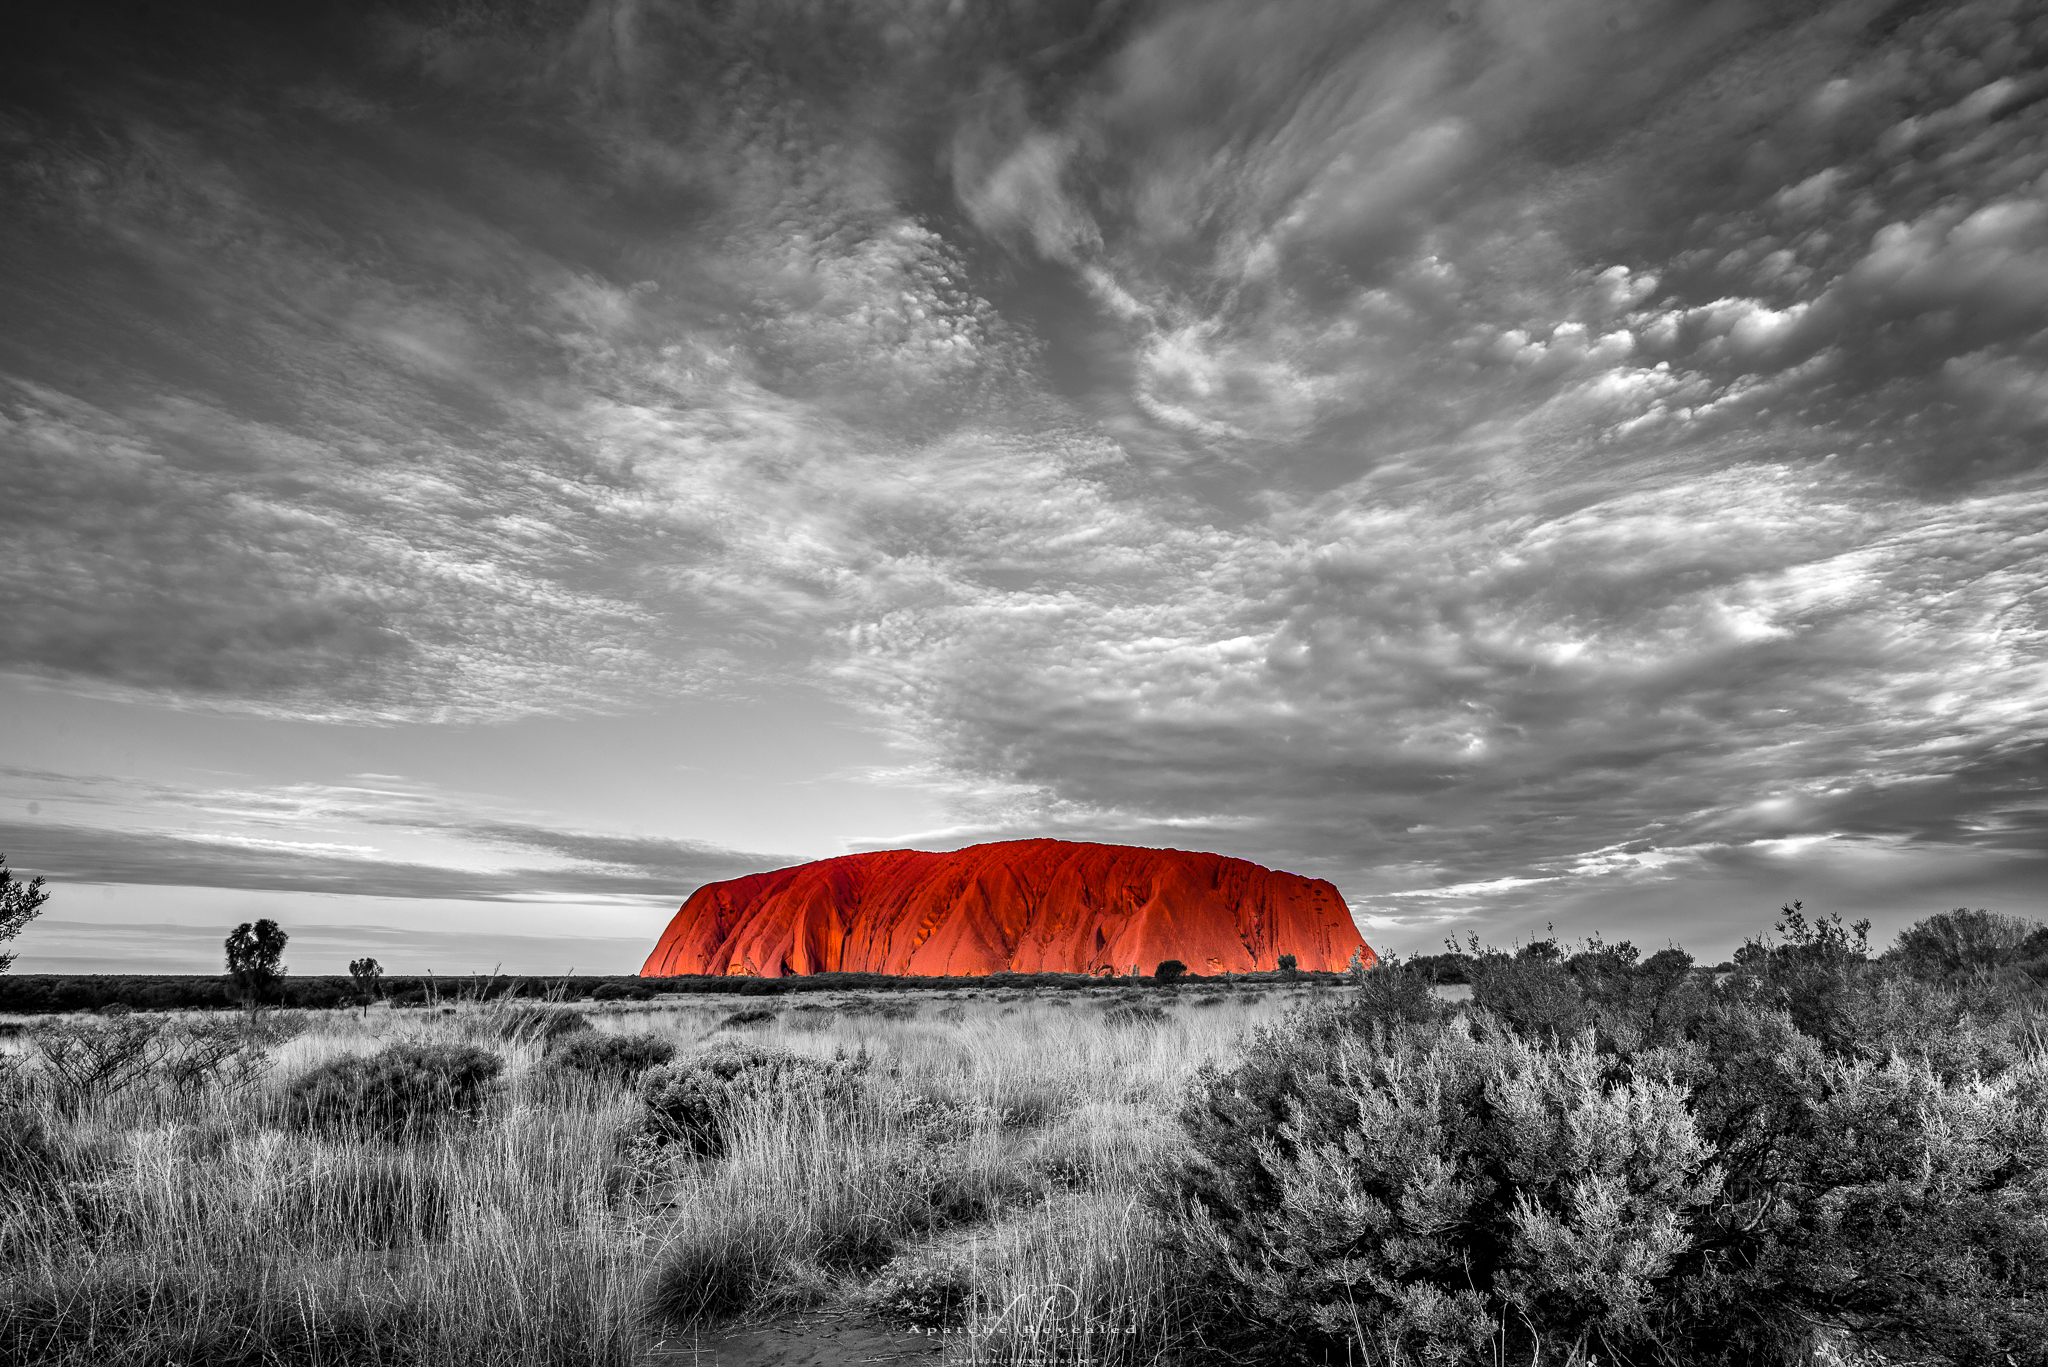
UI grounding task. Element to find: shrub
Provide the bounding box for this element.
[1275,953,1298,974]
[1889,907,2045,980]
[1161,981,2048,1366]
[638,1044,868,1157]
[28,1016,168,1110]
[1154,960,1188,984]
[1166,1017,1720,1363]
[283,1042,503,1140]
[1346,963,1446,1029]
[1471,949,1590,1041]
[867,1250,975,1329]
[546,1031,675,1082]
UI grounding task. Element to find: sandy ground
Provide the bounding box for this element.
[647,1310,945,1366]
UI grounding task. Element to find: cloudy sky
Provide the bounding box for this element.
[2,0,2044,974]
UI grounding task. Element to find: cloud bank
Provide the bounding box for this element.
[3,0,2044,947]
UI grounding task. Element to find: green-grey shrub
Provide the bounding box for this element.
[284,1042,503,1140]
[867,1251,975,1329]
[1162,989,2048,1366]
[1169,1018,1719,1363]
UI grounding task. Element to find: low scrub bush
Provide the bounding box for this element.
[716,1007,779,1030]
[26,1016,278,1113]
[283,1042,504,1140]
[545,1031,674,1082]
[867,1249,975,1329]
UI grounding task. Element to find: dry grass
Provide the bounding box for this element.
[0,985,1315,1365]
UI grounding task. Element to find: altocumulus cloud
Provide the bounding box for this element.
[1,0,2045,946]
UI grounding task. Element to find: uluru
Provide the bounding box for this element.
[640,838,1373,978]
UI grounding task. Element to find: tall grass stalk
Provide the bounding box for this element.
[956,1193,1188,1366]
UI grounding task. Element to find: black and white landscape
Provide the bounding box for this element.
[2,3,2046,1366]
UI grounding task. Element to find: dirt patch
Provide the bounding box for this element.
[648,1310,942,1366]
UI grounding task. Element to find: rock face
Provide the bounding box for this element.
[639,838,1374,978]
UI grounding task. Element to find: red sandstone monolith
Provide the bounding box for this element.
[639,838,1373,978]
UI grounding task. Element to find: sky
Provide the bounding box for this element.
[2,0,2044,975]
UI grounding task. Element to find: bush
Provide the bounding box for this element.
[1889,907,2045,980]
[1161,977,2048,1366]
[545,1031,675,1082]
[1471,951,1590,1041]
[716,1007,778,1030]
[1167,1017,1720,1363]
[638,1045,867,1157]
[868,1250,975,1329]
[1154,960,1188,984]
[283,1042,504,1140]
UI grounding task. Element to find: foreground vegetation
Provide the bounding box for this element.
[1,907,2044,1366]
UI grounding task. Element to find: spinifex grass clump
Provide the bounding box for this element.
[637,1042,868,1158]
[284,1041,504,1139]
[480,1002,593,1047]
[644,1066,974,1326]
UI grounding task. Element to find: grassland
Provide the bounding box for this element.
[0,980,1316,1366]
[11,913,2046,1367]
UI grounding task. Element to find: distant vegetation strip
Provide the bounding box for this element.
[0,967,1354,1014]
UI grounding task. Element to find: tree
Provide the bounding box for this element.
[1276,952,1298,974]
[0,853,50,974]
[349,956,384,1013]
[225,919,289,1011]
[1155,959,1188,984]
